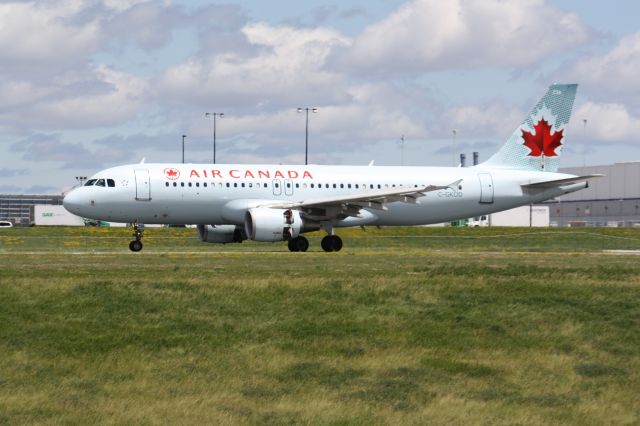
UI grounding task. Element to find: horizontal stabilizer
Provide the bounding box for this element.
[521,174,603,188]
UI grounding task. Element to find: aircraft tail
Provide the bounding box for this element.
[483,83,577,173]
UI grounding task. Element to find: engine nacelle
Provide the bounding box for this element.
[196,224,245,244]
[244,208,308,242]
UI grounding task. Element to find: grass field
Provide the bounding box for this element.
[1,226,640,424]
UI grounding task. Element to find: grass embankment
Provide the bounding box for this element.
[0,227,639,424]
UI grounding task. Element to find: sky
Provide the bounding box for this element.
[1,0,640,194]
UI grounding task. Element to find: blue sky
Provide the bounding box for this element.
[1,0,640,193]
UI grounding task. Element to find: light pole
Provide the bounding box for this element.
[452,129,457,166]
[205,112,224,164]
[182,134,187,164]
[75,176,87,187]
[297,107,317,165]
[582,118,587,168]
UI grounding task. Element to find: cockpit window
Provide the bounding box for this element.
[107,179,115,187]
[95,179,106,187]
[85,179,97,186]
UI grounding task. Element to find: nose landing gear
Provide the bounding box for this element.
[129,223,144,252]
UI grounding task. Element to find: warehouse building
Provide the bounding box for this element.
[548,162,640,227]
[0,194,63,226]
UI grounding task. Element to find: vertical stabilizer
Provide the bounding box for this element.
[483,84,577,172]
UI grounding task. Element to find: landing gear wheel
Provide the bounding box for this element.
[288,236,309,252]
[129,222,144,252]
[321,235,343,252]
[295,236,309,252]
[129,240,143,252]
[331,235,342,252]
[321,235,334,252]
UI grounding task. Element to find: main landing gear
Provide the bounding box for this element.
[129,223,144,252]
[287,235,343,252]
[287,236,309,252]
[321,235,343,252]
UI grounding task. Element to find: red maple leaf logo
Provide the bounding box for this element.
[522,118,563,157]
[164,168,180,180]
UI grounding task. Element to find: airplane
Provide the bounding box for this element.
[63,83,600,252]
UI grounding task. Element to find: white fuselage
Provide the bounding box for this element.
[63,163,584,226]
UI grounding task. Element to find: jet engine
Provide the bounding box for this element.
[196,224,245,244]
[244,208,317,242]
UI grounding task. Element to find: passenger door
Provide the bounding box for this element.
[134,169,151,201]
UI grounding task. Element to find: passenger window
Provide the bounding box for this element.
[173,182,177,187]
[196,182,200,187]
[248,183,252,188]
[234,183,238,188]
[333,184,336,188]
[378,184,381,189]
[107,179,115,187]
[226,182,230,188]
[263,183,267,188]
[85,179,97,186]
[340,184,344,188]
[204,182,207,187]
[188,182,192,187]
[348,184,351,189]
[310,183,314,188]
[96,179,105,187]
[165,182,169,187]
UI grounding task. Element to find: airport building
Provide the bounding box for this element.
[0,194,63,226]
[548,162,640,227]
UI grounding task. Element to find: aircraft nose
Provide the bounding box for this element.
[63,189,84,215]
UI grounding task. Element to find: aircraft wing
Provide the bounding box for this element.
[261,179,462,219]
[520,174,603,188]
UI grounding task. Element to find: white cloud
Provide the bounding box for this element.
[335,0,590,74]
[35,65,149,128]
[0,2,101,70]
[445,102,525,140]
[570,33,640,102]
[158,23,351,107]
[571,102,640,143]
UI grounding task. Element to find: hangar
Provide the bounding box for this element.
[549,162,640,227]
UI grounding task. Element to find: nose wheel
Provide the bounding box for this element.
[321,235,342,252]
[129,223,144,252]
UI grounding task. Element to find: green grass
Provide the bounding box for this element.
[1,226,640,424]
